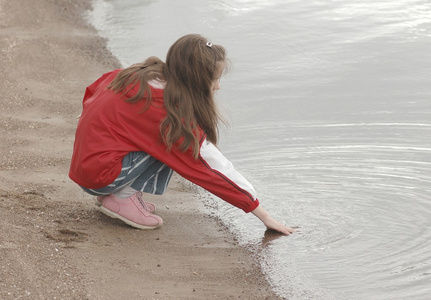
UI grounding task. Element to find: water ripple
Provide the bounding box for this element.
[219,121,431,299]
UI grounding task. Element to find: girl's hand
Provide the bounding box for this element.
[251,205,296,235]
[263,218,296,235]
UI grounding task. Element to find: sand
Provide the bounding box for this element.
[0,0,281,299]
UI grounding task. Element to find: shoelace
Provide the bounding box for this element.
[135,192,151,212]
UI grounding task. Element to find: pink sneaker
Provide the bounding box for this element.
[99,193,163,229]
[95,194,156,213]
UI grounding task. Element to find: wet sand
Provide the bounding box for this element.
[0,0,280,299]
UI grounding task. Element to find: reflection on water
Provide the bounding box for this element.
[90,0,431,298]
[261,227,301,248]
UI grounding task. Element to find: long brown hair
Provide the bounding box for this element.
[107,56,165,111]
[162,34,228,158]
[108,34,228,158]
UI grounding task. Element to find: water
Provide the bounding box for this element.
[88,0,431,298]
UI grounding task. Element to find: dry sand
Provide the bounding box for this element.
[0,0,281,299]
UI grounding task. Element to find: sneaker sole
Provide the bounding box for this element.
[99,206,161,230]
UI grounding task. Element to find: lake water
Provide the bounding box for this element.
[88,0,431,299]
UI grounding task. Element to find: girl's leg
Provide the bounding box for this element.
[131,162,174,195]
[80,152,173,229]
[81,151,173,197]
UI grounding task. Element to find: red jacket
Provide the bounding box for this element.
[69,70,259,213]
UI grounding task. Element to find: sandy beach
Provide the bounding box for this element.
[0,0,281,299]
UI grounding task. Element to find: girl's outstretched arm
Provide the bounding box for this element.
[252,205,296,235]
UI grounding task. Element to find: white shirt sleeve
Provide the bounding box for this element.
[199,138,257,201]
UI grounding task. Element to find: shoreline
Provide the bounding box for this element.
[0,0,281,299]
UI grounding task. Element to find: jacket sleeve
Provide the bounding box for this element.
[169,138,260,213]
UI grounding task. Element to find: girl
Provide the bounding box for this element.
[69,34,295,235]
